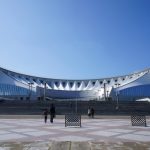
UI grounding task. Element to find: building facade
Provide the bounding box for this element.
[0,67,150,101]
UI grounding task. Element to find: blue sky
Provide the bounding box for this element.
[0,0,150,79]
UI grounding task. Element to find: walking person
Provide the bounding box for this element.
[43,109,48,123]
[50,104,55,123]
[91,107,95,118]
[88,107,91,118]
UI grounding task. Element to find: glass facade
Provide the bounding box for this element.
[117,84,150,101]
[0,84,29,96]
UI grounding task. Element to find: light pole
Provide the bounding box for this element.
[115,83,120,110]
[104,83,106,101]
[44,82,47,101]
[76,97,77,114]
[101,83,107,101]
[98,89,101,101]
[28,82,34,100]
[106,90,109,100]
[75,92,78,114]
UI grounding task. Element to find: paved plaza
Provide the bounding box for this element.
[0,116,150,149]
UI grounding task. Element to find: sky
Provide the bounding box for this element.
[0,0,150,79]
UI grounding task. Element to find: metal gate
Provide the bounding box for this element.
[65,114,81,127]
[131,115,146,127]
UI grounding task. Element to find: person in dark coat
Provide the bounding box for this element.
[43,109,48,123]
[50,104,55,123]
[91,107,95,118]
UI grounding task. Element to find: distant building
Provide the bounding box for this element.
[0,67,150,101]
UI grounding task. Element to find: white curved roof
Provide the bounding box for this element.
[0,67,149,91]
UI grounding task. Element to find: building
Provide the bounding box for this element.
[0,67,150,101]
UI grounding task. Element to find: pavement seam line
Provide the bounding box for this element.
[89,142,92,150]
[48,143,51,150]
[69,141,71,150]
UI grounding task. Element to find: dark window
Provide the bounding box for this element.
[70,82,73,87]
[26,97,29,100]
[62,82,66,87]
[77,82,81,87]
[100,81,103,84]
[33,79,36,82]
[26,78,29,80]
[92,82,95,86]
[122,78,125,81]
[107,80,110,84]
[115,79,118,82]
[20,97,23,100]
[37,97,41,100]
[55,82,58,86]
[40,80,43,83]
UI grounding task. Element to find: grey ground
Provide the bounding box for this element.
[0,115,150,150]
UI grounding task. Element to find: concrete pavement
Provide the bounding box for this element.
[0,116,150,149]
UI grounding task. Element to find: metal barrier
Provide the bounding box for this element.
[131,115,146,127]
[65,114,81,127]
